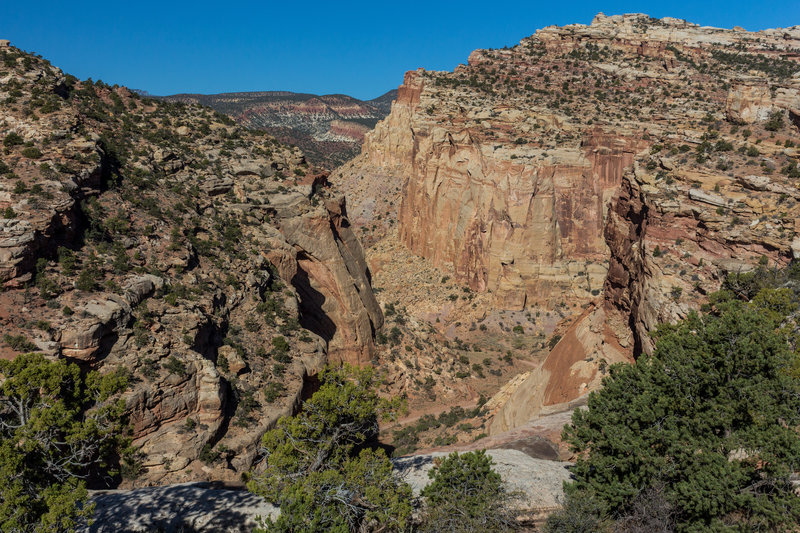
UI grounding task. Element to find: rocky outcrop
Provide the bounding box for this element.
[602,170,656,356]
[58,274,164,360]
[0,45,382,486]
[268,196,383,366]
[489,303,632,434]
[85,448,570,532]
[726,84,800,124]
[395,448,570,516]
[84,483,278,533]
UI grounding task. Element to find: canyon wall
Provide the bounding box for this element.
[340,13,800,434]
[358,71,651,310]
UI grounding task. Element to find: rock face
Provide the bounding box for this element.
[489,303,632,434]
[398,123,647,310]
[337,13,800,435]
[268,196,383,366]
[348,72,651,310]
[0,45,381,485]
[161,90,397,169]
[726,84,800,123]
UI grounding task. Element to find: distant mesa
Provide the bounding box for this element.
[161,89,398,169]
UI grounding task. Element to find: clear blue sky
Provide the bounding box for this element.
[2,1,798,100]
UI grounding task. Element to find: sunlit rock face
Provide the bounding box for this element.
[339,13,800,433]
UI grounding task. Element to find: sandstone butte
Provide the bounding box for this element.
[333,12,800,436]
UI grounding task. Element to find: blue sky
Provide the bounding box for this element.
[1,1,798,100]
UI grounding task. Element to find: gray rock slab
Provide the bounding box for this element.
[82,482,278,533]
[393,448,571,510]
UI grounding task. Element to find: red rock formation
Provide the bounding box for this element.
[602,169,656,355]
[338,13,800,435]
[375,69,651,309]
[269,196,383,366]
[328,119,370,143]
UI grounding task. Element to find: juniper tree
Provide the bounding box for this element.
[418,450,519,533]
[247,365,412,533]
[0,353,130,533]
[560,293,800,532]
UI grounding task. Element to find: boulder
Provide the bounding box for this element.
[792,238,800,260]
[123,274,165,306]
[688,188,728,207]
[218,345,248,375]
[201,177,234,196]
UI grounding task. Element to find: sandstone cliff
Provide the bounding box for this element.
[335,13,800,436]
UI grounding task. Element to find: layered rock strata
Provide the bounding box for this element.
[337,13,800,433]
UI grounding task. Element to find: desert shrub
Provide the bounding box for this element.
[263,382,286,403]
[3,132,23,147]
[764,110,784,131]
[417,451,518,533]
[161,356,186,376]
[3,334,37,352]
[21,146,42,159]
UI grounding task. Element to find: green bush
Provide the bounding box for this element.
[3,132,23,147]
[271,335,289,355]
[0,354,128,531]
[764,110,784,131]
[418,451,518,533]
[75,265,100,292]
[548,334,562,350]
[543,492,609,533]
[199,443,220,465]
[161,356,186,376]
[21,147,42,159]
[263,381,286,403]
[3,334,37,352]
